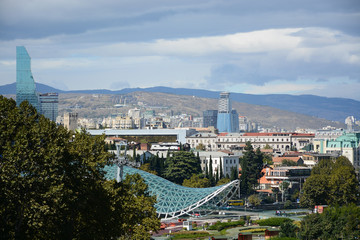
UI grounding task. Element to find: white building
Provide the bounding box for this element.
[198,151,241,178]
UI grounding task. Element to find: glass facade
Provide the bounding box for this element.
[16,46,58,121]
[217,92,239,133]
[203,110,218,127]
[39,93,58,122]
[16,46,40,112]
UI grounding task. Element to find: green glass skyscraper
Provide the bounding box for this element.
[16,46,40,112]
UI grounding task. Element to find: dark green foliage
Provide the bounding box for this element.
[281,159,298,166]
[163,151,202,184]
[0,96,159,239]
[300,157,359,208]
[219,158,224,179]
[207,219,245,231]
[279,221,298,238]
[182,174,211,188]
[240,142,264,195]
[299,204,360,240]
[256,217,292,226]
[230,166,238,181]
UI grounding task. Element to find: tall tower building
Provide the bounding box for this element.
[218,92,231,113]
[16,46,40,112]
[217,92,239,133]
[39,93,58,122]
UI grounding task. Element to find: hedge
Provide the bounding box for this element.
[255,217,292,226]
[208,219,245,231]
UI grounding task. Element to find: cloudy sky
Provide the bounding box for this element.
[0,0,359,100]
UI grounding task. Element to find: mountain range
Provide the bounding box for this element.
[1,82,359,123]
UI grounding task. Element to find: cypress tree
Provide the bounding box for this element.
[215,168,219,183]
[219,157,224,179]
[205,162,209,178]
[209,156,213,179]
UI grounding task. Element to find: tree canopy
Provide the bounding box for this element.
[299,204,360,239]
[163,151,202,185]
[182,174,211,188]
[300,156,359,208]
[240,142,264,196]
[0,96,159,239]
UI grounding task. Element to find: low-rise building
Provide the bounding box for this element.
[198,151,241,178]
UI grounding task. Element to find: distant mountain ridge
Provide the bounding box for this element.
[1,82,359,122]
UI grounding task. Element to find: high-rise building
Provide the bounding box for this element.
[39,93,58,122]
[16,46,58,121]
[218,92,231,113]
[203,110,218,128]
[16,46,40,112]
[217,92,239,133]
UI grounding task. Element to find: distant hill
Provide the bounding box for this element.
[1,82,359,122]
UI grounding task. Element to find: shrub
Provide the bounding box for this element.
[256,217,292,226]
[207,219,245,231]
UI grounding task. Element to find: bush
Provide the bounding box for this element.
[169,231,210,239]
[256,217,293,226]
[284,200,292,209]
[207,219,245,231]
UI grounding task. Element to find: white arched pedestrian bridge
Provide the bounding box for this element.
[104,165,239,220]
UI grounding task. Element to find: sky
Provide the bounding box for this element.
[0,0,359,100]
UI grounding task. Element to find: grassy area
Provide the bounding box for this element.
[240,228,267,233]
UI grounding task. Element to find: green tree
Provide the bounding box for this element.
[263,144,272,149]
[219,158,224,179]
[196,143,206,151]
[279,221,298,238]
[216,178,231,186]
[300,157,359,208]
[0,97,160,239]
[281,159,298,166]
[240,142,264,195]
[163,151,202,184]
[299,204,360,239]
[182,174,211,188]
[279,181,290,202]
[248,194,261,206]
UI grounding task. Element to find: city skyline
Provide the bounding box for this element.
[0,0,359,100]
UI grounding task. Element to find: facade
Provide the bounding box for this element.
[217,92,239,133]
[64,112,78,131]
[39,93,58,122]
[16,46,58,121]
[314,132,360,170]
[186,132,315,152]
[261,166,311,190]
[198,151,240,178]
[16,46,40,112]
[187,133,218,151]
[203,110,218,128]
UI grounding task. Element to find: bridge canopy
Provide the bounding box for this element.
[104,165,239,219]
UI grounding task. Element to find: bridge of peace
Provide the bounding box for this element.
[104,164,239,220]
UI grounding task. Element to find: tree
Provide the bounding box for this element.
[219,158,224,179]
[196,143,206,151]
[281,159,298,166]
[0,97,160,239]
[300,157,359,208]
[263,144,272,149]
[279,181,290,202]
[216,178,231,186]
[163,151,202,184]
[299,204,360,239]
[279,221,298,238]
[240,142,264,196]
[182,174,211,188]
[248,194,261,206]
[272,187,280,202]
